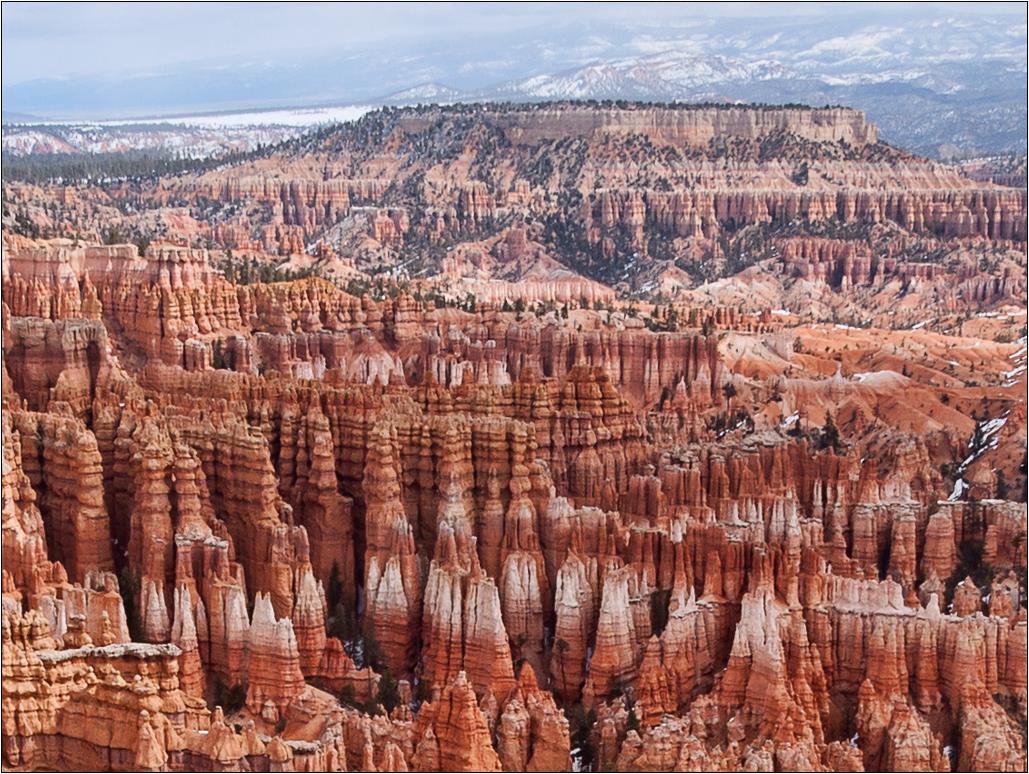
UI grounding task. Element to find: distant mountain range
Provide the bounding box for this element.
[3,8,1026,159]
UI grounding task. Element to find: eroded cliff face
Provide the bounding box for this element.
[5,103,1025,314]
[2,103,1027,773]
[397,105,880,147]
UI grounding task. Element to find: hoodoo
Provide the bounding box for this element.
[2,96,1026,772]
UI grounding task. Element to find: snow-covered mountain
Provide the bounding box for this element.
[490,53,791,100]
[384,83,463,104]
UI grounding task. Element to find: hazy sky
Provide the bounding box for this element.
[3,1,1023,85]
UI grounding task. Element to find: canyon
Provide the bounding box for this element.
[1,102,1026,772]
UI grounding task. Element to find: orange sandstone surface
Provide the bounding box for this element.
[1,103,1026,773]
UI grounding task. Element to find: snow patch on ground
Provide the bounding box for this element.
[571,748,584,772]
[852,370,906,387]
[1004,340,1027,386]
[24,104,375,130]
[948,478,968,501]
[953,412,1009,496]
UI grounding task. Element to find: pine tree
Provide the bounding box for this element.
[327,562,343,611]
[821,412,841,452]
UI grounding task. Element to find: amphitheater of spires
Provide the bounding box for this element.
[1,102,1027,772]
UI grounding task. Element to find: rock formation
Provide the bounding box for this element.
[2,101,1026,772]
